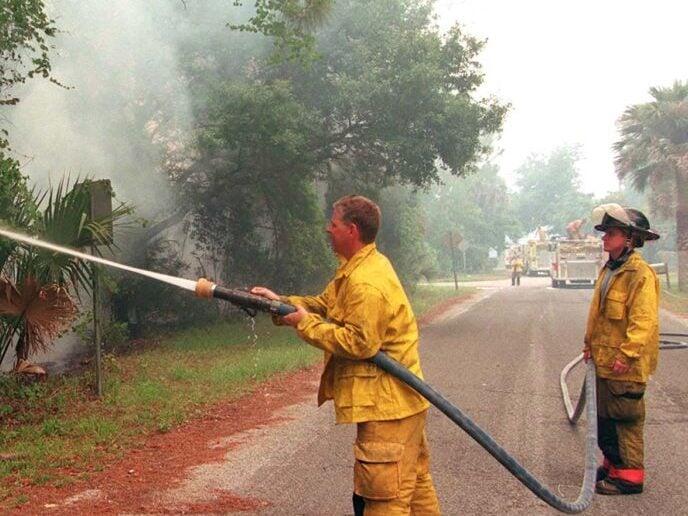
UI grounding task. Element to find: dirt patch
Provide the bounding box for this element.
[417,293,474,326]
[4,365,321,515]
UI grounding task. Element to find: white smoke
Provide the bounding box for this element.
[8,0,202,217]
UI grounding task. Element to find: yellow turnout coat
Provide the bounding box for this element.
[584,251,659,383]
[285,243,429,424]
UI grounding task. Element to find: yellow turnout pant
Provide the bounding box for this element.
[354,409,441,515]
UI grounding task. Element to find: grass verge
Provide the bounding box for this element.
[0,285,471,502]
[0,318,318,501]
[410,284,475,317]
[426,269,509,284]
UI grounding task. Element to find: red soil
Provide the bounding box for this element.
[5,366,321,515]
[5,295,470,514]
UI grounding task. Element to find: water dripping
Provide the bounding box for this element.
[247,314,260,379]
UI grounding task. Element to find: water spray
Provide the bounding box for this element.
[0,228,297,318]
[0,228,198,292]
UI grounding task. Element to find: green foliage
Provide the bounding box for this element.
[111,239,218,332]
[513,145,595,236]
[0,176,131,366]
[410,284,475,317]
[229,0,334,63]
[188,80,333,292]
[615,81,688,196]
[190,0,506,293]
[0,0,58,147]
[421,164,519,275]
[0,155,34,221]
[0,155,37,269]
[274,0,507,188]
[377,187,437,287]
[10,178,131,290]
[72,310,129,350]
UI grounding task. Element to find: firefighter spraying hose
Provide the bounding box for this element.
[0,224,599,514]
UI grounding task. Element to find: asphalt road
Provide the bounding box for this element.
[162,276,688,515]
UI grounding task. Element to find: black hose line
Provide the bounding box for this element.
[212,285,297,316]
[561,333,688,426]
[659,332,688,350]
[372,352,598,514]
[216,289,599,513]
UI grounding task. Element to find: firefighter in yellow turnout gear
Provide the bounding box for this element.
[511,256,524,286]
[583,204,660,495]
[251,195,440,515]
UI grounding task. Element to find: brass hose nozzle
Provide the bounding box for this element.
[195,277,215,299]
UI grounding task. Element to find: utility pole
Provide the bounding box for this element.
[446,230,463,291]
[92,249,103,397]
[449,233,458,291]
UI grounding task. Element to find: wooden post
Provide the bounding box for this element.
[449,232,458,291]
[92,253,103,397]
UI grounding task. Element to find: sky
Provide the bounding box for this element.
[434,0,688,197]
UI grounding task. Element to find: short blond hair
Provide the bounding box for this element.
[333,195,381,244]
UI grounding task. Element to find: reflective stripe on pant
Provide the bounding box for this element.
[596,377,646,471]
[354,409,441,515]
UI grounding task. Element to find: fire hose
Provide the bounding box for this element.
[197,279,599,513]
[560,333,688,424]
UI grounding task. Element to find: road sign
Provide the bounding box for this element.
[445,230,463,250]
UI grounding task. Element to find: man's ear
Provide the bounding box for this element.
[349,222,361,240]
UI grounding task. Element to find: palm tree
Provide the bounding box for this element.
[614,81,688,291]
[0,177,130,369]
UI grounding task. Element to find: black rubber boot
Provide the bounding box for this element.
[596,478,644,495]
[596,466,608,482]
[353,493,365,516]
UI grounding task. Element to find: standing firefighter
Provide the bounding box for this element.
[251,195,441,515]
[511,255,524,286]
[583,203,660,495]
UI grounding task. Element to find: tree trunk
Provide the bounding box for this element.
[14,327,28,369]
[676,169,688,292]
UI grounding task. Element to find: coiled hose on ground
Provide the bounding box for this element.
[559,333,688,425]
[560,332,688,424]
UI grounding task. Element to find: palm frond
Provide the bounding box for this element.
[0,173,134,365]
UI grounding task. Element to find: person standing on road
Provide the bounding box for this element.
[511,255,524,286]
[251,195,441,515]
[583,203,660,496]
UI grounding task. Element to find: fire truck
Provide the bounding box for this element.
[550,239,605,288]
[523,240,552,276]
